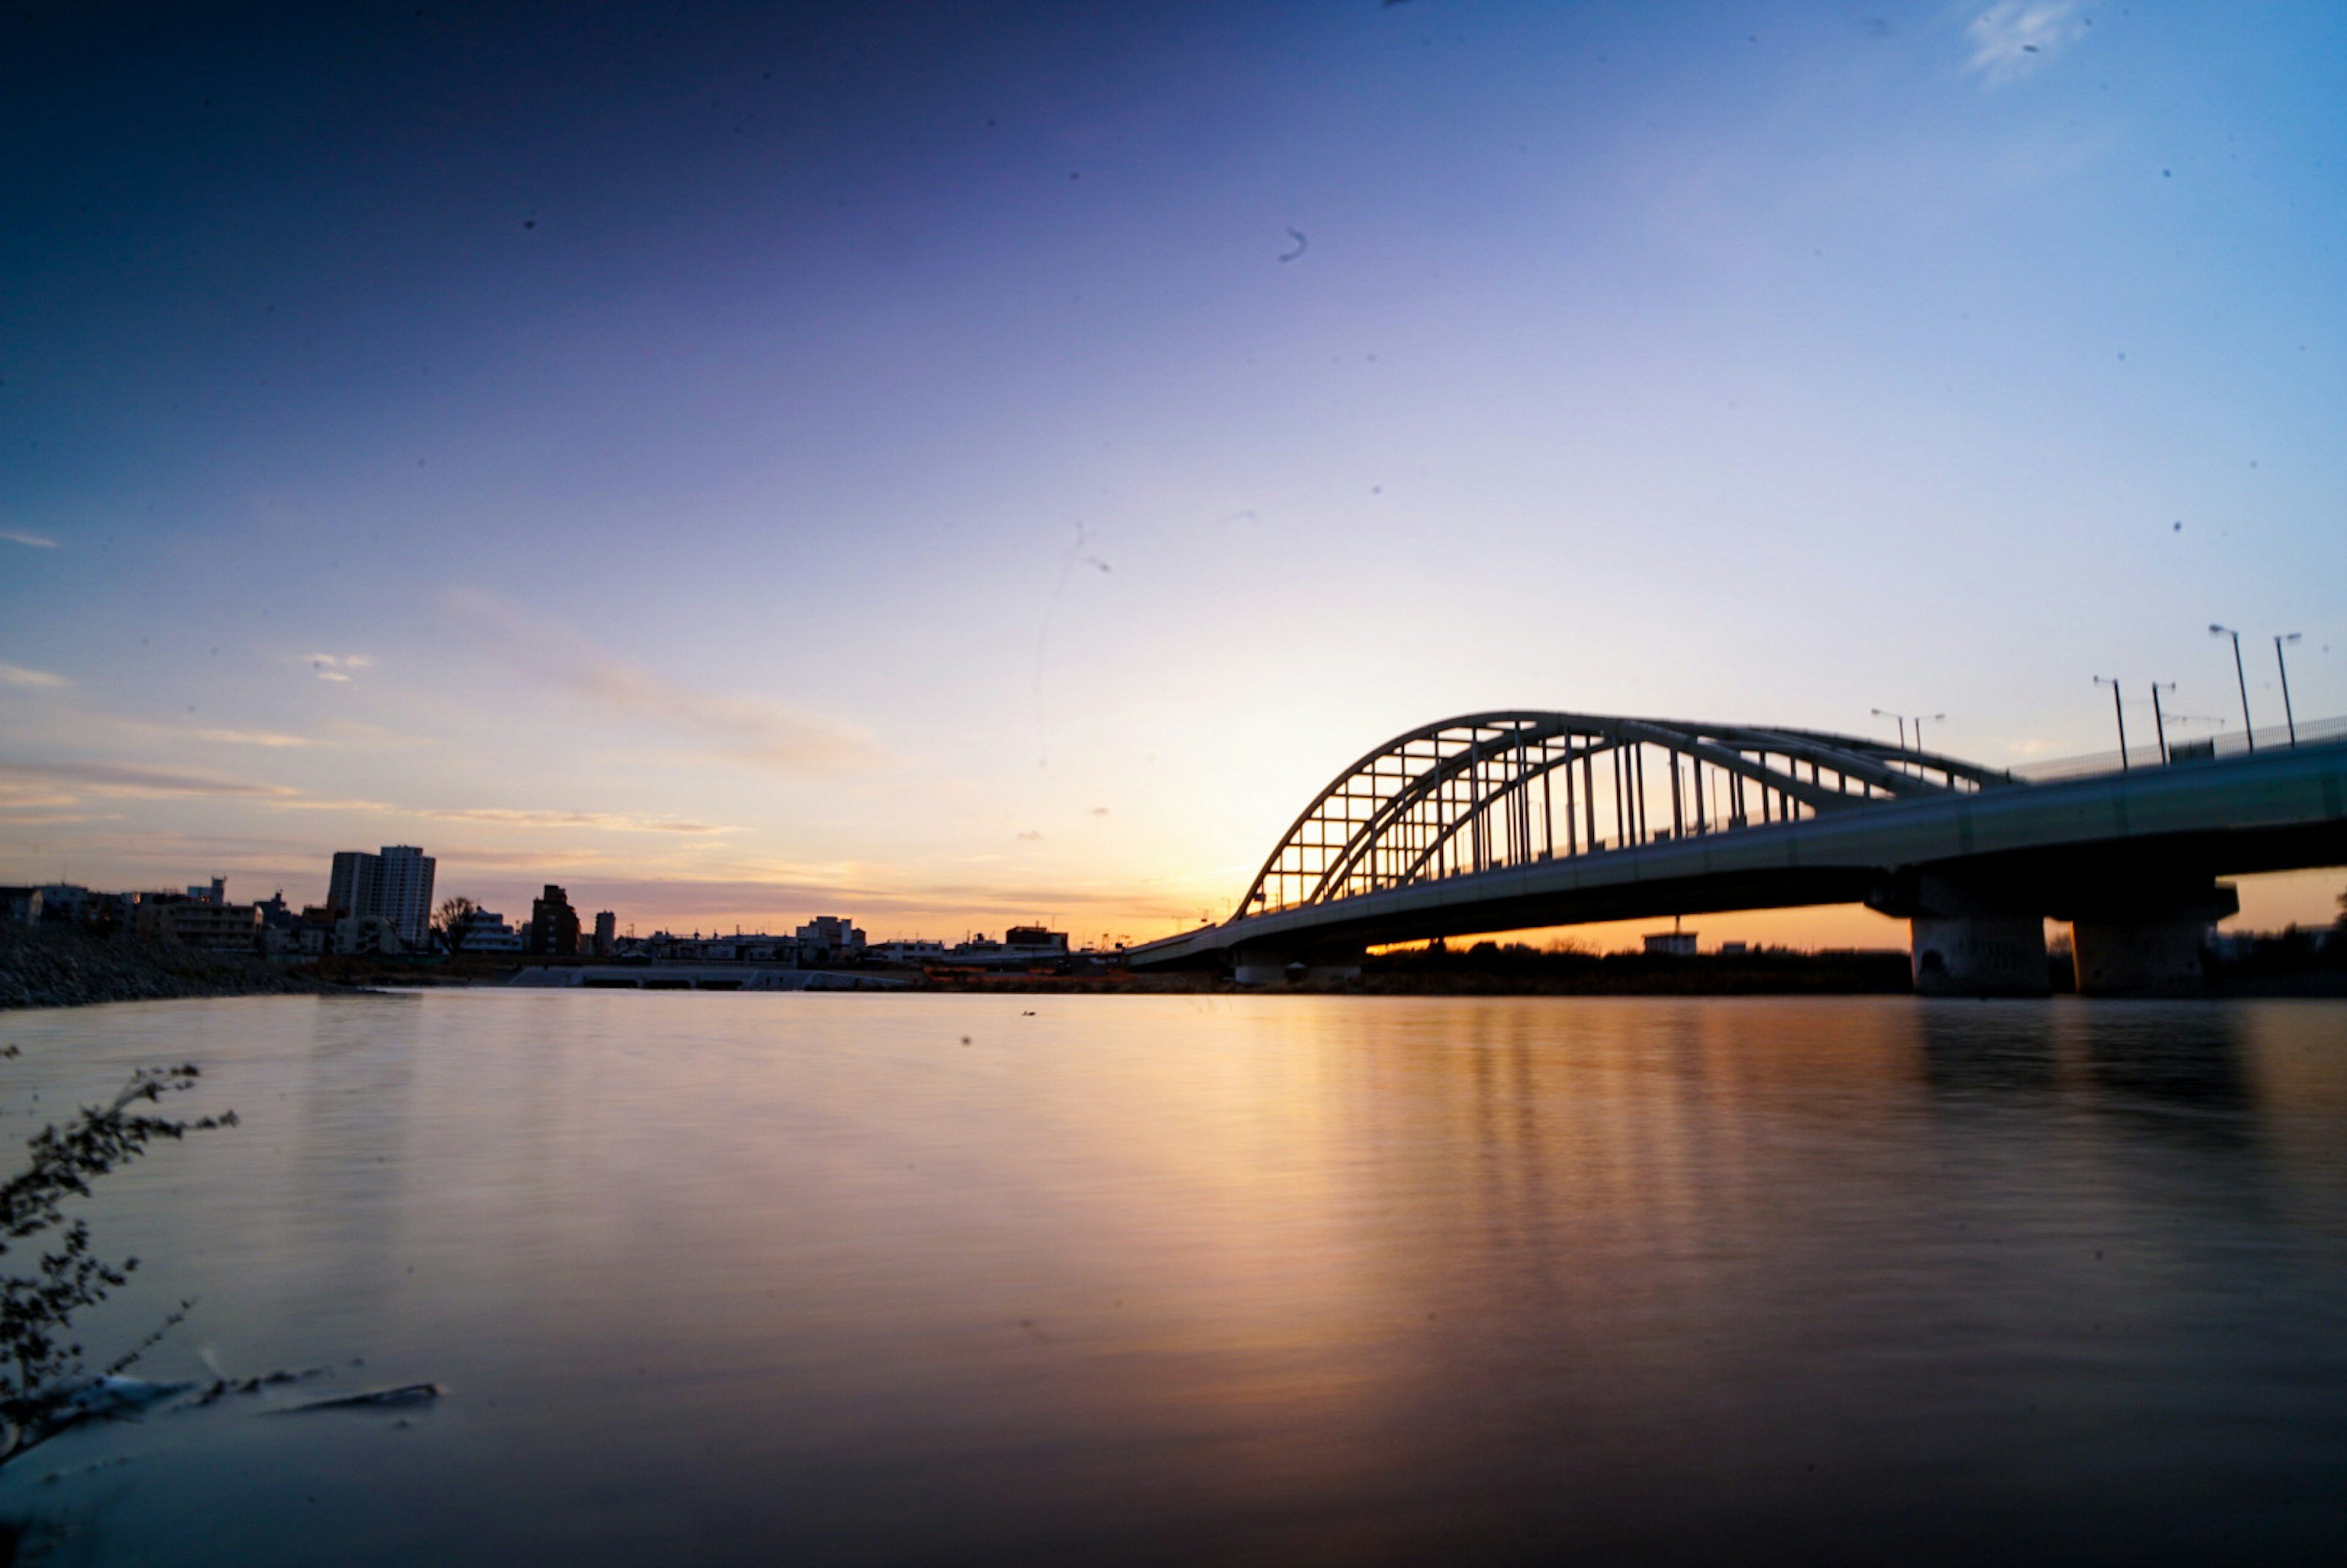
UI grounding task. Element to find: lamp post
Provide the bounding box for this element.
[2275,633,2302,747]
[1871,709,1944,753]
[2148,681,2176,763]
[2093,676,2129,770]
[2209,625,2253,752]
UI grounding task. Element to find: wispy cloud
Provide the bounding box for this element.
[0,663,68,689]
[443,587,877,774]
[427,807,728,834]
[1964,1,2088,82]
[195,728,314,748]
[92,786,724,835]
[305,653,373,683]
[0,758,296,799]
[0,529,59,549]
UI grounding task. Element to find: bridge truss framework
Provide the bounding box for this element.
[1240,711,2015,921]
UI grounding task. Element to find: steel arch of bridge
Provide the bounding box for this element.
[1238,711,2017,920]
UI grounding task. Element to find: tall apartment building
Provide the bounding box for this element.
[326,845,436,947]
[529,884,581,957]
[592,909,616,957]
[328,852,376,920]
[373,847,434,945]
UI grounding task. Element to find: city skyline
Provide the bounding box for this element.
[4,2,2342,945]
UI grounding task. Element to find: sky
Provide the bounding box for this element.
[4,0,2343,948]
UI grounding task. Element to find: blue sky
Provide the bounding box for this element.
[4,1,2343,942]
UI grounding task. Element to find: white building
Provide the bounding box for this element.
[795,915,865,959]
[327,845,436,947]
[373,847,435,946]
[459,910,524,953]
[334,914,410,956]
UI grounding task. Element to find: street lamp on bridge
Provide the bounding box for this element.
[2209,625,2254,751]
[2092,677,2129,769]
[1871,708,1945,752]
[2275,633,2302,747]
[2148,681,2177,764]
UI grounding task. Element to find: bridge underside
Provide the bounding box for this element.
[1129,713,2347,997]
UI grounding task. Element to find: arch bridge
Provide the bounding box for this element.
[1127,708,2347,996]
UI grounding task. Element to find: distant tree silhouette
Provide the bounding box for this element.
[435,896,479,956]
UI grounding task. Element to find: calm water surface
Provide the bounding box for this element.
[1,991,2344,1564]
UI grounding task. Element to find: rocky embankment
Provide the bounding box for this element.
[0,923,335,1011]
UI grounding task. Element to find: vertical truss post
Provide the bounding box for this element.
[1542,752,1555,860]
[1583,751,1596,853]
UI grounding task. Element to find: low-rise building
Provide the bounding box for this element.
[704,936,795,962]
[295,906,339,950]
[263,920,330,957]
[35,885,93,925]
[933,926,1071,970]
[795,915,865,961]
[460,910,524,953]
[0,887,43,925]
[334,914,410,956]
[147,900,263,953]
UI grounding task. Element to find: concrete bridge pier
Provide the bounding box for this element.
[1230,946,1363,987]
[1871,872,2050,998]
[1231,950,1291,987]
[2066,882,2236,997]
[1908,915,2051,997]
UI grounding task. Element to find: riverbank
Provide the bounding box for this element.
[913,947,1921,994]
[14,931,2336,1006]
[0,923,342,1011]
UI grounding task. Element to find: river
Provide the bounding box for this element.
[1,991,2343,1564]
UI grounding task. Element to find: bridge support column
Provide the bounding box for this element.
[1871,872,2049,997]
[1230,947,1362,987]
[1232,952,1289,987]
[1908,915,2051,997]
[2068,883,2236,997]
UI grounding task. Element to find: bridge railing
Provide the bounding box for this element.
[2010,714,2346,784]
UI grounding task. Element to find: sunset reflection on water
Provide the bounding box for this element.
[2,992,2343,1565]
